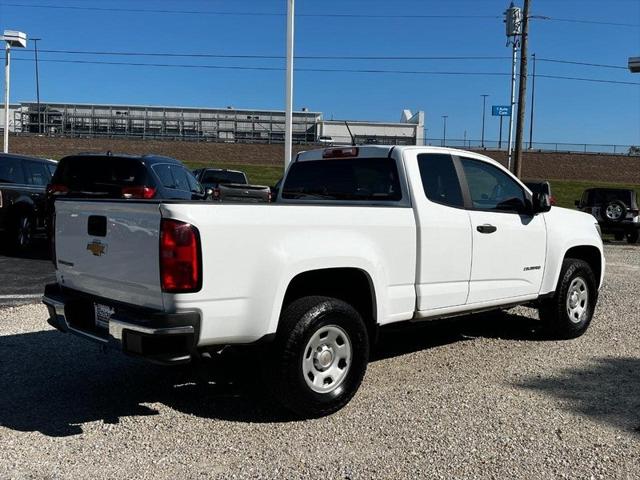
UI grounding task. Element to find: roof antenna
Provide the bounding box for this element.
[344,121,356,146]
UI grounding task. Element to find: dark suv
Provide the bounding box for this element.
[47,153,208,244]
[575,188,639,244]
[0,153,57,251]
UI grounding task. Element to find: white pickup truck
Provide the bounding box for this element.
[44,146,604,417]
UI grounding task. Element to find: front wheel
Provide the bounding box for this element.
[264,296,369,418]
[538,259,598,339]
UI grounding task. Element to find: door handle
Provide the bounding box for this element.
[477,224,497,234]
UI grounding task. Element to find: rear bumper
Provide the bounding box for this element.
[42,283,200,365]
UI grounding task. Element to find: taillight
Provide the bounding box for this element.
[46,183,69,196]
[212,188,220,200]
[267,190,273,202]
[122,186,156,199]
[550,195,557,206]
[160,219,201,293]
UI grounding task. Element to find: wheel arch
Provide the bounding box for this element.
[563,245,603,289]
[277,267,378,341]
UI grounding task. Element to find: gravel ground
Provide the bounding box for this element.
[0,245,638,479]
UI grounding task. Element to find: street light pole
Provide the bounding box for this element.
[481,94,489,148]
[4,42,11,153]
[284,0,295,171]
[442,115,448,147]
[2,30,27,153]
[32,38,42,134]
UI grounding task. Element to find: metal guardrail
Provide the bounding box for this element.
[424,138,639,156]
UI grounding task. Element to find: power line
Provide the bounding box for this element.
[10,57,511,76]
[540,17,639,28]
[0,3,498,19]
[536,57,628,70]
[15,50,629,71]
[20,49,511,61]
[535,74,640,86]
[3,3,638,27]
[11,57,640,85]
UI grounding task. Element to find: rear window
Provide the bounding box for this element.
[586,189,633,205]
[282,158,402,202]
[201,170,247,185]
[0,157,25,184]
[54,156,150,195]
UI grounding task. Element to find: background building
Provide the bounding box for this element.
[12,101,425,145]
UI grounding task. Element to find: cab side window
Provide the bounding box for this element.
[417,153,464,208]
[460,157,526,212]
[24,161,51,186]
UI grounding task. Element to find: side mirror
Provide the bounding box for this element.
[205,188,214,199]
[532,192,552,214]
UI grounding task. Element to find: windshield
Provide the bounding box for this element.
[201,170,247,185]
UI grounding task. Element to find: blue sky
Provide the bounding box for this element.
[0,0,638,145]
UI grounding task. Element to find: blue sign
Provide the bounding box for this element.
[492,105,512,116]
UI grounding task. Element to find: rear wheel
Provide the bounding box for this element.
[12,213,34,252]
[627,229,639,244]
[538,259,597,339]
[264,296,369,417]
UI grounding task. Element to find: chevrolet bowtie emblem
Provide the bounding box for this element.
[87,240,106,257]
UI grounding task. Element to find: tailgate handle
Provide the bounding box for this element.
[88,216,107,237]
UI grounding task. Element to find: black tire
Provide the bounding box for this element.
[263,296,369,418]
[11,213,34,253]
[538,259,598,339]
[627,229,639,244]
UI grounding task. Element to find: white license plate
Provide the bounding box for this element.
[94,303,114,329]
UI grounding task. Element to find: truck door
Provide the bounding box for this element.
[458,156,546,304]
[406,152,473,311]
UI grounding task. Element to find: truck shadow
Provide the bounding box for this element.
[373,309,542,361]
[515,357,640,436]
[0,310,547,436]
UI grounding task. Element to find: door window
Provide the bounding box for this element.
[169,165,191,192]
[417,153,464,208]
[460,158,526,212]
[152,164,176,189]
[24,161,51,186]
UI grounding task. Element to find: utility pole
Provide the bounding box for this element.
[32,38,42,134]
[513,0,530,178]
[284,0,295,171]
[442,115,448,147]
[504,2,522,172]
[480,94,489,148]
[528,52,536,149]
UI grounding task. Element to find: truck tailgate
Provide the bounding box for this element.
[54,200,164,309]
